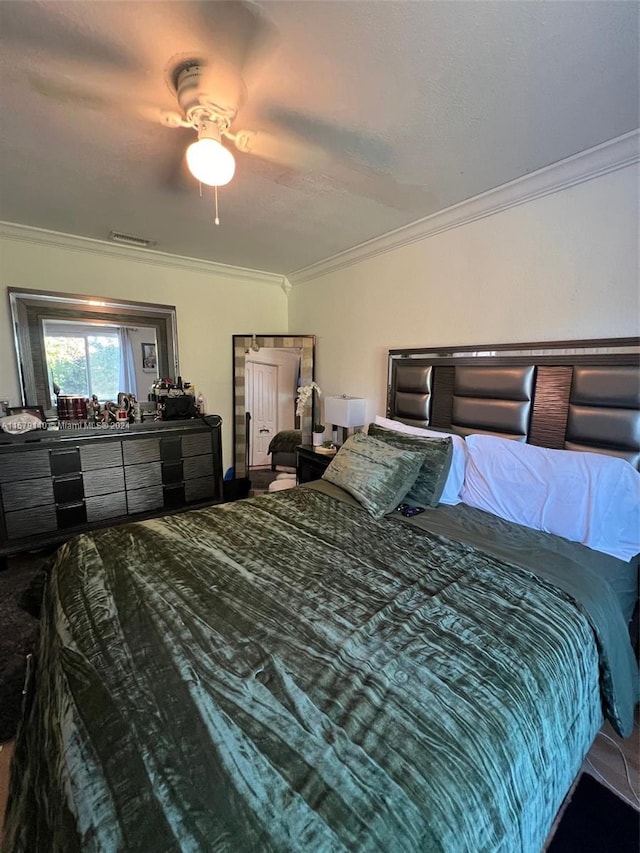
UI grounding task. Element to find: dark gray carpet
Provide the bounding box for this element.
[249,469,281,492]
[0,555,46,743]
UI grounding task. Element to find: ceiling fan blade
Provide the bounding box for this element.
[326,165,436,213]
[158,127,197,192]
[26,72,113,111]
[263,106,394,172]
[258,105,434,211]
[25,70,172,128]
[193,0,279,85]
[0,2,142,74]
[20,50,150,102]
[232,128,330,171]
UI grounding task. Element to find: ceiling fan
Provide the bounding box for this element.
[2,0,322,181]
[156,55,320,188]
[1,0,429,211]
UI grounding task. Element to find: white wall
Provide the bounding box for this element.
[128,325,160,400]
[288,165,640,424]
[0,235,288,468]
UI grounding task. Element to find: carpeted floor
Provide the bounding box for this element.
[248,468,279,492]
[248,468,294,495]
[547,773,639,852]
[0,554,47,743]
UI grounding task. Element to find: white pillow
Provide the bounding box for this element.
[0,412,45,434]
[373,415,467,505]
[461,434,640,561]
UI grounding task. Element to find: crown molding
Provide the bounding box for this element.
[0,221,287,288]
[281,277,293,296]
[288,129,640,286]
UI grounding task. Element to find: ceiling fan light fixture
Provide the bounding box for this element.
[186,129,236,187]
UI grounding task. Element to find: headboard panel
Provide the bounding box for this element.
[393,363,432,426]
[565,366,640,467]
[388,338,640,469]
[451,366,535,440]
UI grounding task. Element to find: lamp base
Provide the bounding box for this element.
[332,426,361,446]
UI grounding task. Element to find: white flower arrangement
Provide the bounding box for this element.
[295,381,322,419]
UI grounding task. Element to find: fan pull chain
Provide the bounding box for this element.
[197,182,220,225]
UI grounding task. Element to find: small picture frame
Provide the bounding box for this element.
[141,342,157,372]
[6,405,46,422]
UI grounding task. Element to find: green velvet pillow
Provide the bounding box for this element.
[322,432,426,519]
[368,423,453,508]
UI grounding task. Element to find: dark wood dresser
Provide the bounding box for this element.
[0,417,223,560]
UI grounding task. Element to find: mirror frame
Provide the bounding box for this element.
[233,334,316,478]
[9,287,179,412]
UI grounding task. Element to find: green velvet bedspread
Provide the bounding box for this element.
[5,486,634,852]
[267,430,302,455]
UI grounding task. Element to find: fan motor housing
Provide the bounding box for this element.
[172,62,241,126]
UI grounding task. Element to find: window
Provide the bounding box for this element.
[43,321,121,404]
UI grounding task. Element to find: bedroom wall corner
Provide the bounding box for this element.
[0,231,288,470]
[287,163,640,424]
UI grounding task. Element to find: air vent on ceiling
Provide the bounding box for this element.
[108,230,157,249]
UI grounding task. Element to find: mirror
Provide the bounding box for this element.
[233,335,316,478]
[9,288,179,415]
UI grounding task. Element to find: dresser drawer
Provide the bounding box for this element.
[80,442,123,472]
[163,484,185,508]
[127,485,164,514]
[0,450,51,484]
[2,477,54,511]
[50,448,81,476]
[185,476,217,503]
[125,461,162,491]
[160,437,182,461]
[86,492,127,523]
[5,505,57,539]
[183,453,214,481]
[182,433,211,458]
[83,467,125,498]
[162,461,184,485]
[53,475,84,505]
[122,438,160,466]
[56,502,87,529]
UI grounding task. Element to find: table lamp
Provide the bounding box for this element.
[324,395,367,446]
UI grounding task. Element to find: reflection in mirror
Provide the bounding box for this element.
[233,335,315,478]
[9,288,178,415]
[42,319,159,405]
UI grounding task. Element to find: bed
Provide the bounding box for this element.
[267,429,301,470]
[4,337,639,852]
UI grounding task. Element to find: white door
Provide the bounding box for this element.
[246,361,278,467]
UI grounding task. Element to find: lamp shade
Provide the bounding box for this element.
[324,396,366,428]
[186,138,236,187]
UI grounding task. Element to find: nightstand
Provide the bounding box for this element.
[296,445,336,484]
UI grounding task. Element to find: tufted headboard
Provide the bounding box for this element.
[388,338,640,468]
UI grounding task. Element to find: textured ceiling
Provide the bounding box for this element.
[0,0,637,275]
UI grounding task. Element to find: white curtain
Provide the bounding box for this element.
[118,327,138,397]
